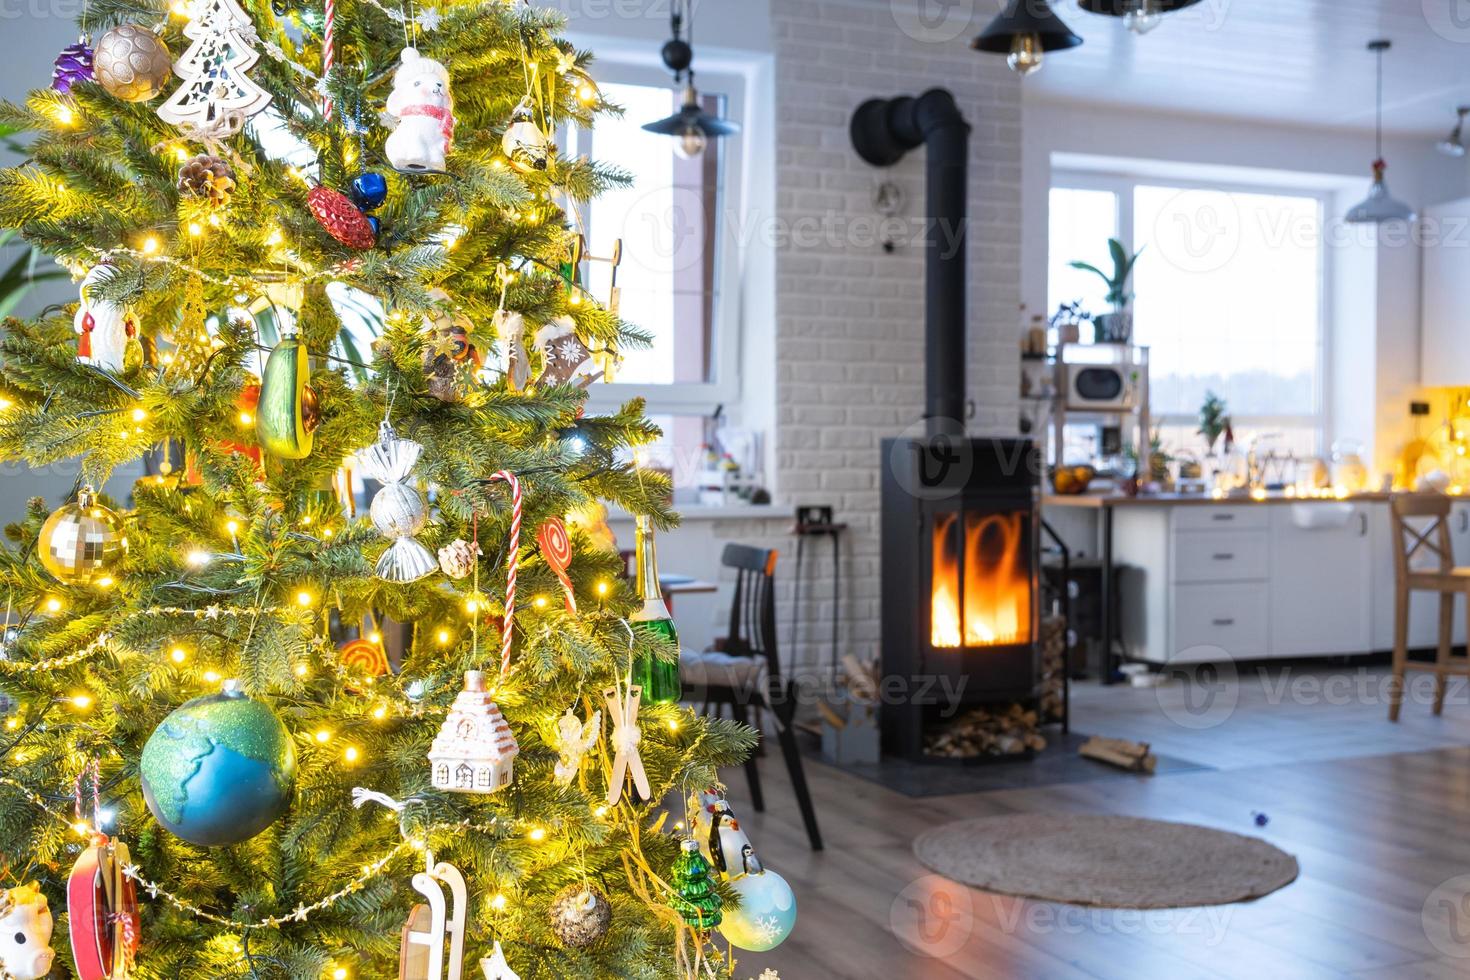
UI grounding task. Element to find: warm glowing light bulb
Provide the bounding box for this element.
[297,590,315,607]
[333,969,349,980]
[141,235,161,255]
[4,718,20,731]
[676,126,707,159]
[237,410,253,426]
[295,663,309,678]
[344,746,360,764]
[203,670,221,683]
[371,704,388,720]
[668,719,679,731]
[528,827,546,842]
[490,894,508,911]
[170,647,187,664]
[594,805,608,817]
[0,396,12,410]
[187,549,210,567]
[187,222,203,238]
[96,575,114,588]
[533,596,548,609]
[131,407,147,422]
[54,106,74,126]
[368,631,382,645]
[436,628,450,645]
[577,82,597,104]
[71,693,93,710]
[44,597,62,613]
[1007,33,1043,76]
[596,580,609,597]
[226,519,240,536]
[315,729,331,744]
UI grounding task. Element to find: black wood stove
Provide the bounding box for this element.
[853,89,1043,761]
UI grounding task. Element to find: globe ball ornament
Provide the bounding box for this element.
[38,487,127,586]
[370,481,427,538]
[140,681,297,847]
[348,171,388,211]
[93,25,171,103]
[718,869,796,952]
[548,884,612,948]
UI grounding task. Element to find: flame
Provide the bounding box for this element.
[931,511,1030,648]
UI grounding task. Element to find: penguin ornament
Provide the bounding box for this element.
[693,790,763,877]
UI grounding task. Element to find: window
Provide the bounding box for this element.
[1049,177,1326,459]
[563,69,744,412]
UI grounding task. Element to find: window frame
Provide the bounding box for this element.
[568,61,747,417]
[1051,170,1332,456]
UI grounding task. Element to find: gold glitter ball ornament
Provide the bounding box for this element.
[94,25,172,103]
[39,487,128,586]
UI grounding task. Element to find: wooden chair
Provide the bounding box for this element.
[679,543,824,851]
[1389,494,1470,720]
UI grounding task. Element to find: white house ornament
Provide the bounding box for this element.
[479,942,520,980]
[428,670,519,794]
[501,96,549,172]
[93,25,171,103]
[398,858,467,980]
[157,0,273,139]
[385,47,454,173]
[551,706,600,785]
[0,882,55,980]
[604,683,650,806]
[355,420,436,582]
[74,265,141,373]
[533,316,600,388]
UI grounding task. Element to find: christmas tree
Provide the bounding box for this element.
[0,1,759,977]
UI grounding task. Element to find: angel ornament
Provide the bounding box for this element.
[493,309,528,391]
[552,707,601,786]
[604,684,651,806]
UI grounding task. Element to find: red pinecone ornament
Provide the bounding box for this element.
[307,186,376,251]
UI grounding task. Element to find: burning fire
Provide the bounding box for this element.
[931,511,1030,648]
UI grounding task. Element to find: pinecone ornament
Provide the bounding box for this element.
[177,154,236,207]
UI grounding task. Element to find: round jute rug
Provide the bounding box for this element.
[913,814,1298,908]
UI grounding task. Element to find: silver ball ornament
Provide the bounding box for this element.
[94,25,171,103]
[548,884,612,947]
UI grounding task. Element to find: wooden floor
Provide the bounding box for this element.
[723,663,1470,979]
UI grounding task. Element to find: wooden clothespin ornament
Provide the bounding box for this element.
[604,683,651,805]
[398,853,468,980]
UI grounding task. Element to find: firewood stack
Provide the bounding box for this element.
[925,703,1047,758]
[1040,614,1066,722]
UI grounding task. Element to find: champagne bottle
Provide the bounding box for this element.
[631,515,682,703]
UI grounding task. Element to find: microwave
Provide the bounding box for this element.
[1062,364,1137,411]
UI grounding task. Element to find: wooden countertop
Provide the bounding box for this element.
[1043,490,1397,508]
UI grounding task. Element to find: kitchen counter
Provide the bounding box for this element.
[1045,490,1394,508]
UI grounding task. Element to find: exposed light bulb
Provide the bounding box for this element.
[1007,33,1043,76]
[676,126,707,159]
[1124,0,1163,34]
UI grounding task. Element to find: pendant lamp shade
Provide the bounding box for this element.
[1347,40,1415,225]
[973,0,1083,60]
[1437,107,1469,158]
[1077,0,1202,14]
[644,1,737,156]
[642,85,740,139]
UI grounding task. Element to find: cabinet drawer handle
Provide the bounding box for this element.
[1211,514,1235,521]
[1212,553,1235,560]
[1212,617,1235,626]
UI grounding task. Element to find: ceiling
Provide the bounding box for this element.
[1025,0,1470,136]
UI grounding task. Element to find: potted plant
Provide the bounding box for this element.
[1197,390,1229,455]
[1069,238,1142,343]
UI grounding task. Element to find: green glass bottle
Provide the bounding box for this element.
[631,515,682,703]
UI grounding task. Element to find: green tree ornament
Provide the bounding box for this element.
[671,838,723,930]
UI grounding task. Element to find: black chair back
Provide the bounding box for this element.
[721,543,780,679]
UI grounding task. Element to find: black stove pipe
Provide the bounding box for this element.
[850,89,970,434]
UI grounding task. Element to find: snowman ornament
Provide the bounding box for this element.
[74,265,140,373]
[384,47,454,173]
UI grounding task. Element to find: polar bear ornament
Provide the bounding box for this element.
[385,47,454,173]
[74,264,140,374]
[0,882,55,980]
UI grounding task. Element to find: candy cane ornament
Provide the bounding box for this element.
[321,0,335,120]
[489,471,522,677]
[537,517,577,614]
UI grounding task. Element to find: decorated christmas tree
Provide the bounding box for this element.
[0,1,775,977]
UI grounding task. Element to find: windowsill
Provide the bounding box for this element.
[607,503,781,522]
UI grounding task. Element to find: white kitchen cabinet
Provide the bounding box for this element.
[1269,503,1373,657]
[1420,196,1470,387]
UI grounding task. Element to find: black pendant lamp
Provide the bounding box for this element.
[973,0,1083,76]
[1078,0,1203,35]
[642,0,739,159]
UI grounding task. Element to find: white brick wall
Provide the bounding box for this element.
[734,0,1023,681]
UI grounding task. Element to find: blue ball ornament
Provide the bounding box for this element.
[349,171,388,211]
[140,681,297,847]
[364,214,381,237]
[718,869,796,952]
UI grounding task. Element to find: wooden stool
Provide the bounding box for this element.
[1389,494,1470,720]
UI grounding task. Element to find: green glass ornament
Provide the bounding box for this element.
[670,838,722,930]
[256,330,318,459]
